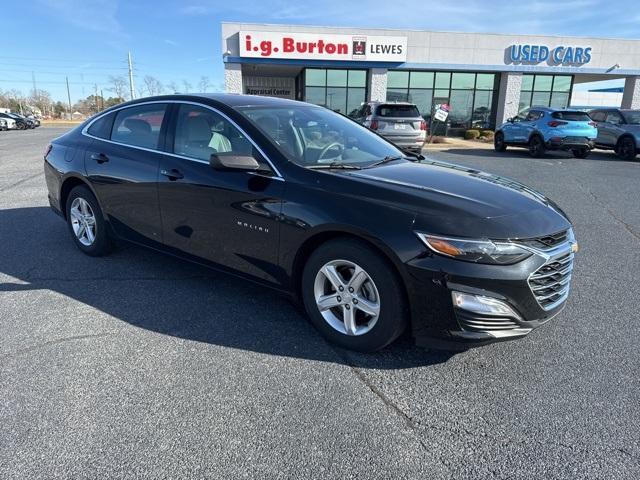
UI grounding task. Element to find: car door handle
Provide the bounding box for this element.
[160,168,184,180]
[90,153,109,163]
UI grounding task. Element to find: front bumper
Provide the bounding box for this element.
[404,233,576,349]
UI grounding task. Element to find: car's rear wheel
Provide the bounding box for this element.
[301,238,407,352]
[616,136,637,161]
[528,135,545,158]
[572,148,590,158]
[66,185,112,256]
[494,132,507,152]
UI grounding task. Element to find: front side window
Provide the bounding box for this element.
[237,105,403,168]
[111,104,167,149]
[173,104,257,163]
[622,111,640,124]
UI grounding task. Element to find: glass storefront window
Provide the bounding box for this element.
[518,74,573,111]
[552,75,572,92]
[306,69,326,87]
[327,69,348,87]
[435,72,451,89]
[348,70,367,87]
[534,75,553,91]
[387,71,409,89]
[475,73,495,90]
[304,69,368,118]
[521,75,534,91]
[451,73,475,89]
[386,71,498,133]
[409,72,434,88]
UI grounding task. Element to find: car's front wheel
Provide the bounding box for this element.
[301,238,407,352]
[572,148,590,158]
[66,185,112,256]
[494,132,507,152]
[528,135,546,158]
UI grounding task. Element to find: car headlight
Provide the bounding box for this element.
[415,233,532,265]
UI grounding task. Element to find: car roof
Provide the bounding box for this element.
[119,93,311,109]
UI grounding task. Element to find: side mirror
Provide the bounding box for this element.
[507,117,514,123]
[210,152,260,171]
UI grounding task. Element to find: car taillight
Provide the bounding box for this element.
[370,120,379,130]
[44,144,52,160]
[420,120,427,131]
[547,121,568,127]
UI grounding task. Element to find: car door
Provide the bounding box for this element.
[503,110,528,142]
[84,102,169,246]
[601,111,625,146]
[157,102,285,284]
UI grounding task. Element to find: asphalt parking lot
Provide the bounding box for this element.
[1,127,638,479]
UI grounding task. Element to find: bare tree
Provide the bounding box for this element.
[198,76,211,92]
[143,75,164,96]
[108,75,128,101]
[167,81,178,93]
[182,79,192,93]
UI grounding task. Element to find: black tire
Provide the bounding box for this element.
[301,238,407,352]
[528,135,546,158]
[572,148,590,159]
[616,136,637,161]
[65,185,112,256]
[494,132,507,152]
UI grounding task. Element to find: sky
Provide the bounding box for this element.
[2,0,639,103]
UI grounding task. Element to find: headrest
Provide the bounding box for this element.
[124,118,151,134]
[185,116,212,143]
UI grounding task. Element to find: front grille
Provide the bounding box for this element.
[519,230,568,249]
[528,252,574,310]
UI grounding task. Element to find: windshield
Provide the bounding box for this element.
[622,111,640,124]
[376,104,420,118]
[235,105,404,168]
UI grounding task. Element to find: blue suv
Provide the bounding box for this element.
[495,107,597,158]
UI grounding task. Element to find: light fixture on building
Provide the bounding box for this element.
[605,63,620,73]
[223,49,231,58]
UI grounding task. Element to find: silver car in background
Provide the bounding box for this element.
[589,108,640,160]
[353,101,427,152]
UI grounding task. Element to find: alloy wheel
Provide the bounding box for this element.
[69,197,97,246]
[313,259,381,336]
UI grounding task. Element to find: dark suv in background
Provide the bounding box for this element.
[589,108,640,160]
[353,101,427,152]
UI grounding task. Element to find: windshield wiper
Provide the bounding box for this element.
[308,162,362,170]
[366,155,403,168]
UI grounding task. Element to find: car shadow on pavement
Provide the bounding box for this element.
[0,207,455,369]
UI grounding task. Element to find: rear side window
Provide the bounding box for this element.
[111,104,167,149]
[552,111,591,121]
[589,111,606,122]
[87,112,114,139]
[376,104,420,118]
[605,112,624,125]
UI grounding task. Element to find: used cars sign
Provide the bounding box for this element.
[240,31,407,62]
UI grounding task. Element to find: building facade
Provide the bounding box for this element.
[222,23,640,135]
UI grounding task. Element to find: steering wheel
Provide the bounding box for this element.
[317,142,344,163]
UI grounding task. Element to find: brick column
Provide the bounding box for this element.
[224,63,243,94]
[621,76,640,109]
[495,72,522,126]
[368,68,388,102]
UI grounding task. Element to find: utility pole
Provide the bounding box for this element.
[127,51,136,100]
[32,71,38,99]
[100,89,104,110]
[94,83,99,113]
[66,76,72,120]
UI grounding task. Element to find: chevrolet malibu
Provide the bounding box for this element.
[44,94,578,352]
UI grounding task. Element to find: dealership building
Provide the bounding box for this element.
[221,22,640,135]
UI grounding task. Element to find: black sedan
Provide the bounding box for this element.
[44,94,578,351]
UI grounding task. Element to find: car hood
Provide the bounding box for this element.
[342,159,571,239]
[622,124,640,136]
